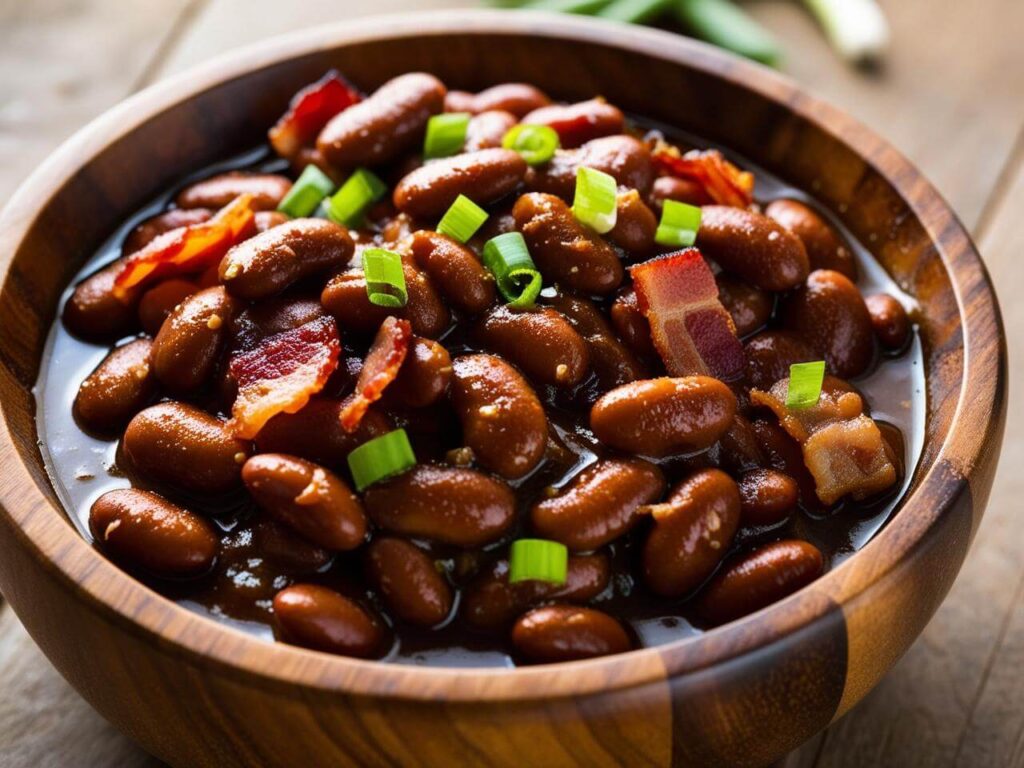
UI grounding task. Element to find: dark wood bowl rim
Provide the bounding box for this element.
[0,10,1004,701]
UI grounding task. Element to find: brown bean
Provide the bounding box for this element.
[74,339,156,433]
[521,99,624,148]
[408,230,495,314]
[737,469,798,527]
[219,218,354,300]
[123,208,213,256]
[317,73,446,169]
[475,305,590,387]
[254,210,290,232]
[89,488,218,578]
[765,199,856,279]
[465,110,518,151]
[273,584,386,658]
[450,354,548,479]
[608,190,657,255]
[366,538,453,627]
[696,540,824,626]
[528,135,653,199]
[743,330,817,390]
[591,377,736,456]
[394,148,527,219]
[717,274,772,337]
[513,192,624,295]
[364,464,515,547]
[532,459,665,550]
[388,336,452,408]
[511,605,631,663]
[151,286,238,394]
[865,293,910,349]
[546,294,646,388]
[63,260,139,339]
[123,401,251,494]
[242,454,367,550]
[175,172,291,211]
[250,519,331,573]
[449,83,551,117]
[782,269,874,378]
[642,469,740,597]
[137,279,199,336]
[715,414,766,473]
[255,398,392,467]
[648,175,712,210]
[610,287,656,360]
[697,206,810,291]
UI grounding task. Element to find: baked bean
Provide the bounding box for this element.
[394,148,527,218]
[737,469,798,526]
[219,218,354,300]
[63,260,139,339]
[521,99,624,148]
[696,540,824,626]
[717,274,773,337]
[152,286,238,394]
[89,488,218,578]
[465,110,518,151]
[648,175,711,209]
[317,73,446,169]
[642,469,740,597]
[531,459,665,550]
[175,172,292,211]
[461,553,610,631]
[865,293,911,349]
[513,192,624,295]
[511,605,631,663]
[546,294,646,388]
[251,519,331,573]
[364,464,515,547]
[608,190,657,254]
[697,206,810,291]
[123,208,213,256]
[782,269,874,378]
[765,199,856,279]
[74,339,155,434]
[273,584,386,658]
[255,398,392,467]
[254,210,290,232]
[388,336,452,408]
[714,414,766,473]
[590,377,737,456]
[743,330,817,390]
[242,454,367,551]
[138,279,198,336]
[610,287,657,360]
[123,401,251,494]
[448,83,551,117]
[528,135,653,199]
[450,354,548,479]
[366,538,453,626]
[475,305,590,387]
[407,230,495,314]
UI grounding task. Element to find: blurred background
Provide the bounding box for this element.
[1,1,1022,766]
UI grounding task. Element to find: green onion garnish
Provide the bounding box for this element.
[655,199,702,247]
[508,539,569,585]
[786,361,826,409]
[277,165,336,218]
[501,124,560,166]
[423,112,470,159]
[572,166,618,234]
[326,168,387,227]
[482,232,543,309]
[436,194,489,243]
[347,429,417,491]
[362,248,408,308]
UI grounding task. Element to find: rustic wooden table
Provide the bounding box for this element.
[1,1,1022,765]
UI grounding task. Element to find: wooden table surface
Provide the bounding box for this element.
[1,1,1022,765]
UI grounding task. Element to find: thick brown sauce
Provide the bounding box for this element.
[36,126,925,668]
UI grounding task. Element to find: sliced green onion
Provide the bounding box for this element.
[482,232,543,309]
[508,539,568,585]
[597,0,672,24]
[423,112,470,159]
[572,166,618,234]
[437,194,489,243]
[655,199,702,247]
[277,165,336,218]
[326,168,387,227]
[672,0,781,67]
[502,124,560,166]
[518,0,613,12]
[362,248,408,308]
[786,361,826,409]
[347,429,417,491]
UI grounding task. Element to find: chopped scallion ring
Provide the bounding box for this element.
[572,166,618,233]
[482,232,543,309]
[362,248,408,308]
[277,165,336,218]
[326,168,386,227]
[423,112,470,159]
[501,124,560,166]
[347,429,417,491]
[508,539,568,585]
[437,194,489,243]
[786,361,827,409]
[654,199,702,247]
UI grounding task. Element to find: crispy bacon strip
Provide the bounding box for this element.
[652,145,754,208]
[339,317,412,433]
[269,71,362,159]
[228,315,341,439]
[113,194,255,300]
[631,249,745,381]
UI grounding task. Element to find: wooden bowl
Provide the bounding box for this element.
[0,11,1006,767]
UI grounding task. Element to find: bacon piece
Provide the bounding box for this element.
[652,145,754,209]
[228,315,341,439]
[113,195,256,299]
[269,71,362,159]
[339,317,412,433]
[630,249,745,381]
